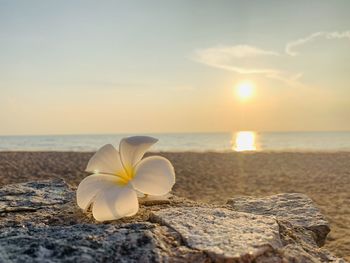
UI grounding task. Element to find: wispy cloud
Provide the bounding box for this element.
[286,31,350,56]
[193,45,280,74]
[192,30,350,87]
[195,45,279,59]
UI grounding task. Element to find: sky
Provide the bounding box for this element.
[0,0,350,135]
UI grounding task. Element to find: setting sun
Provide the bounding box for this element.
[236,81,255,100]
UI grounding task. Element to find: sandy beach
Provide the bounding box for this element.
[0,151,349,260]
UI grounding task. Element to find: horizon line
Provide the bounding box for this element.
[1,130,350,137]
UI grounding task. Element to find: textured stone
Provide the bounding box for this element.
[151,207,282,261]
[151,207,345,262]
[0,179,345,262]
[227,193,330,246]
[0,179,72,212]
[0,179,82,229]
[0,223,163,263]
[276,221,346,263]
[0,218,207,262]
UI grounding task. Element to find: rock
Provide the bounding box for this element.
[150,207,344,262]
[227,193,330,246]
[0,179,345,262]
[0,179,79,229]
[276,220,345,262]
[0,179,72,212]
[151,207,282,261]
[0,222,208,263]
[0,223,161,263]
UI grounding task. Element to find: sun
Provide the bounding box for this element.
[236,81,255,100]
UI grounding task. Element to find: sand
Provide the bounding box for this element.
[0,151,349,260]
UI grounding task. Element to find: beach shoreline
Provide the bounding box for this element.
[0,151,349,260]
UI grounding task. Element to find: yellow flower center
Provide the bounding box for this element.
[115,165,135,186]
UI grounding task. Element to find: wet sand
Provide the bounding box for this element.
[0,151,349,260]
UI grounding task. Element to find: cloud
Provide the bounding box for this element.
[192,30,350,88]
[196,45,279,59]
[193,44,280,74]
[286,31,350,56]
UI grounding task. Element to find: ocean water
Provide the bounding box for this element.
[0,131,350,152]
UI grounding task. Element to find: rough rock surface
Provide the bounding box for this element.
[151,207,282,260]
[0,179,345,262]
[227,193,330,246]
[0,223,160,262]
[0,179,72,212]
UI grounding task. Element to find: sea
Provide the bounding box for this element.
[0,131,350,152]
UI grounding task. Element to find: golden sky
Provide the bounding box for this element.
[0,1,349,135]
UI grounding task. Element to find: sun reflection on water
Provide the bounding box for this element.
[232,131,258,152]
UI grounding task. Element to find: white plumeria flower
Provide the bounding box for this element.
[77,136,175,222]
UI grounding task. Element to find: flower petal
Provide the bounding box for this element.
[132,156,175,196]
[86,144,124,175]
[92,185,139,222]
[76,174,119,210]
[119,136,158,169]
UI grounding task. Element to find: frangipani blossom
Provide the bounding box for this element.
[77,136,175,222]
